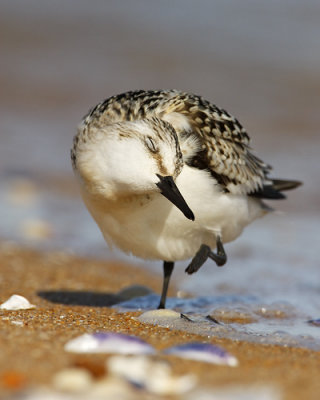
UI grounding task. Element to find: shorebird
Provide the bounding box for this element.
[71,90,301,309]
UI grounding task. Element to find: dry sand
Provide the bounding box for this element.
[0,244,319,399]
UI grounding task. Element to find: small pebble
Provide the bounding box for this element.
[64,332,155,355]
[90,376,134,398]
[185,385,281,400]
[0,294,36,310]
[1,371,27,390]
[11,320,24,326]
[6,179,38,206]
[177,290,194,299]
[164,342,239,367]
[254,305,290,319]
[20,219,53,240]
[210,306,256,324]
[52,368,93,392]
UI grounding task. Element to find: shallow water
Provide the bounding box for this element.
[120,294,320,350]
[1,1,319,350]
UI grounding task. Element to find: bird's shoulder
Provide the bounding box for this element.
[157,91,272,196]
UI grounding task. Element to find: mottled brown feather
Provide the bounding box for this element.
[74,90,300,197]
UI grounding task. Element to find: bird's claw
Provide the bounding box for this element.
[185,236,227,274]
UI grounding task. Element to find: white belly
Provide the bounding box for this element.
[81,166,266,261]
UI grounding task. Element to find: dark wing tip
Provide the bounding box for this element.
[250,178,302,200]
[271,179,302,192]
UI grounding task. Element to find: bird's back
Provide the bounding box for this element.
[78,89,300,199]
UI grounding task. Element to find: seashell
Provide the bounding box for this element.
[138,309,184,324]
[164,342,238,366]
[64,332,155,355]
[107,355,196,395]
[0,294,36,310]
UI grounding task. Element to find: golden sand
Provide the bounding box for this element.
[0,245,319,399]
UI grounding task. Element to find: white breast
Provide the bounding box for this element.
[80,165,265,261]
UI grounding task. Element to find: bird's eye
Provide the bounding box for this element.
[145,137,158,153]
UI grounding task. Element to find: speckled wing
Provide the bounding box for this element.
[161,92,272,196]
[80,89,299,197]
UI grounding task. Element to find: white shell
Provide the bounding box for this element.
[0,294,36,310]
[138,309,182,324]
[64,332,155,355]
[107,355,196,395]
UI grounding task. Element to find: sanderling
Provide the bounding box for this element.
[71,90,301,309]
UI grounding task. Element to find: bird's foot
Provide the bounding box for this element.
[185,244,211,274]
[208,236,227,267]
[185,236,227,275]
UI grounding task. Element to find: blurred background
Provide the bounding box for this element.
[0,1,319,311]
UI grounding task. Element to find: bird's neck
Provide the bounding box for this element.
[82,185,155,213]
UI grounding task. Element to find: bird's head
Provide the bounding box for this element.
[73,117,194,221]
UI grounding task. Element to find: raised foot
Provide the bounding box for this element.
[209,236,227,267]
[185,244,211,274]
[185,237,227,275]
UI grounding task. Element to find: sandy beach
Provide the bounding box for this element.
[0,244,319,399]
[1,2,320,399]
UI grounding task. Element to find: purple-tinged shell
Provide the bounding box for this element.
[164,342,238,366]
[307,319,320,327]
[64,332,155,354]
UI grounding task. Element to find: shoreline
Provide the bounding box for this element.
[0,244,319,399]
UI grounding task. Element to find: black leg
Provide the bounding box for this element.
[185,235,227,275]
[185,244,211,274]
[208,235,227,267]
[158,261,174,309]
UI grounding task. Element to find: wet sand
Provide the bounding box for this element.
[0,244,319,399]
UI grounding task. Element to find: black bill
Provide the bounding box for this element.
[156,174,195,221]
